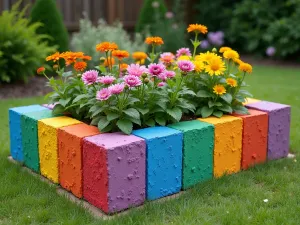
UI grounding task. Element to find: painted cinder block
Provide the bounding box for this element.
[246,101,291,160]
[198,116,243,178]
[9,105,47,161]
[38,116,82,183]
[243,98,261,105]
[169,120,214,189]
[58,123,99,198]
[233,109,268,169]
[132,127,183,200]
[83,133,146,214]
[42,103,57,110]
[21,109,57,172]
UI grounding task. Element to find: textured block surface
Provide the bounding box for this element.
[246,101,291,160]
[169,120,214,189]
[9,105,46,161]
[83,133,146,214]
[233,109,268,169]
[38,116,82,183]
[198,116,243,178]
[21,109,56,172]
[243,98,261,105]
[58,123,99,198]
[132,127,182,200]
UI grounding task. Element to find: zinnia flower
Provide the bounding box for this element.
[132,52,148,61]
[98,75,115,85]
[96,42,118,52]
[239,63,253,74]
[104,57,115,67]
[223,50,239,60]
[109,83,125,94]
[164,70,176,78]
[177,60,195,73]
[145,36,164,45]
[158,73,167,81]
[187,24,208,34]
[81,70,98,85]
[159,52,175,65]
[112,50,130,60]
[147,63,166,77]
[205,58,226,76]
[176,48,191,58]
[127,64,147,77]
[96,88,111,101]
[158,82,166,87]
[213,84,226,95]
[46,52,61,62]
[219,47,232,53]
[226,78,238,87]
[123,75,142,87]
[74,61,87,71]
[37,67,45,74]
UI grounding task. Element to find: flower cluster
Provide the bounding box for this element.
[41,23,253,134]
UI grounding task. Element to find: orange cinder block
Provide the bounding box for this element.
[58,123,100,198]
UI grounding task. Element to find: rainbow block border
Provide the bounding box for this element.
[8,98,291,215]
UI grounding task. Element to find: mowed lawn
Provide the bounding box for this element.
[0,65,300,225]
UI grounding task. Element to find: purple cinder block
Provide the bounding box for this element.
[42,103,57,110]
[246,101,291,160]
[83,132,146,214]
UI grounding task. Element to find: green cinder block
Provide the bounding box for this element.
[21,109,56,172]
[169,120,214,189]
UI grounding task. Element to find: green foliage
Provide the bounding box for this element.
[0,1,56,83]
[30,0,69,53]
[71,19,148,68]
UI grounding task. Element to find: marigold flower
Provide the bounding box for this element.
[81,70,98,85]
[120,63,128,71]
[177,60,195,73]
[205,58,226,76]
[193,61,205,73]
[46,52,61,62]
[145,36,164,45]
[96,42,118,52]
[213,84,226,95]
[103,57,115,67]
[219,47,232,53]
[223,50,239,60]
[187,24,208,34]
[159,52,175,65]
[112,50,130,60]
[74,61,87,71]
[239,63,253,74]
[132,52,148,61]
[60,51,91,66]
[226,78,238,87]
[37,67,45,74]
[96,88,111,101]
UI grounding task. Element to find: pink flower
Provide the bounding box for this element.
[165,11,174,19]
[159,52,175,65]
[97,75,115,85]
[158,82,166,87]
[164,70,176,78]
[81,70,98,85]
[176,48,191,58]
[127,64,147,77]
[96,88,111,101]
[109,83,125,94]
[158,73,167,81]
[147,63,166,77]
[177,60,195,73]
[123,75,142,87]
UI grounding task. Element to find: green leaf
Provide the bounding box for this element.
[166,107,182,122]
[136,107,149,115]
[208,100,223,108]
[90,116,101,126]
[238,89,253,97]
[59,98,71,107]
[95,65,106,73]
[117,119,133,134]
[107,112,119,121]
[155,116,166,126]
[52,104,65,115]
[126,116,141,126]
[195,107,202,116]
[145,118,156,127]
[156,100,167,110]
[233,105,249,115]
[179,90,196,96]
[213,111,223,118]
[201,106,213,118]
[123,108,140,119]
[197,90,212,98]
[98,117,110,131]
[62,71,73,77]
[73,94,88,103]
[218,105,233,113]
[220,93,232,104]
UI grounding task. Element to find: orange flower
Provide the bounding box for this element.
[112,50,130,60]
[96,42,118,52]
[73,61,87,71]
[132,52,148,60]
[239,63,252,74]
[145,36,164,45]
[226,78,238,87]
[46,52,61,62]
[104,57,115,67]
[120,63,128,71]
[187,24,208,34]
[60,51,91,66]
[37,67,45,74]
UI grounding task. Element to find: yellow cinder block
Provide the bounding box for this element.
[38,116,82,183]
[243,98,261,105]
[198,115,243,178]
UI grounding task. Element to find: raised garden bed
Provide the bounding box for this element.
[8,98,291,215]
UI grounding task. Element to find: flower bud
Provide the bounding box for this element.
[144,78,150,83]
[37,67,45,74]
[212,48,217,53]
[142,73,147,78]
[53,64,59,70]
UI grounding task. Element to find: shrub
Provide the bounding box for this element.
[71,18,148,68]
[0,1,56,83]
[30,0,69,53]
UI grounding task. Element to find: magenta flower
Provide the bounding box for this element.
[177,60,195,73]
[127,64,147,77]
[96,88,111,101]
[123,75,142,87]
[164,70,176,78]
[158,82,166,87]
[81,70,98,85]
[109,83,125,94]
[158,73,167,81]
[97,75,115,85]
[147,63,166,77]
[176,48,191,58]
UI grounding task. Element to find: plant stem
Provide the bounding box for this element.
[192,33,199,59]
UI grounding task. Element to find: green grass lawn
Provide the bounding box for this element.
[1,65,300,225]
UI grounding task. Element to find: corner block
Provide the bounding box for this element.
[243,98,261,105]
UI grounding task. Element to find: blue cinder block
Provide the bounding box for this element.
[133,126,183,200]
[9,105,46,161]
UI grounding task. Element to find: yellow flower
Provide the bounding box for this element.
[213,84,226,95]
[239,63,253,73]
[197,52,221,63]
[223,50,239,60]
[219,47,232,53]
[193,60,204,73]
[132,52,148,60]
[137,59,145,65]
[187,24,208,34]
[177,55,191,61]
[233,58,244,65]
[204,58,226,76]
[226,78,238,87]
